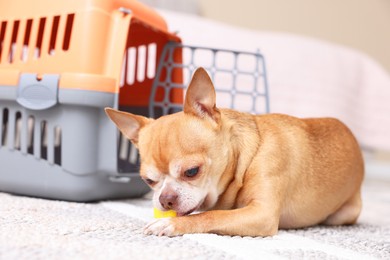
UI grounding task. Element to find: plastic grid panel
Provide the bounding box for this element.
[149,42,270,118]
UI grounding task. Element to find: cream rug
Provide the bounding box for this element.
[1,178,389,259]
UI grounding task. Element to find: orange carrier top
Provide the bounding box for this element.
[0,0,182,107]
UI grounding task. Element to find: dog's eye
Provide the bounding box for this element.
[144,178,156,186]
[184,167,200,178]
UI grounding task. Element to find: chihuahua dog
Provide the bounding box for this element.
[105,68,364,237]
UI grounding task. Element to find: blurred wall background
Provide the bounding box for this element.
[199,0,390,74]
[140,0,390,74]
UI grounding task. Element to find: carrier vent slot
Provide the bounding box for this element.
[21,19,33,61]
[37,121,61,165]
[8,20,20,63]
[54,126,62,166]
[0,21,7,61]
[124,47,136,86]
[35,17,46,58]
[137,45,146,82]
[27,116,35,155]
[129,143,138,165]
[120,43,157,87]
[49,16,60,55]
[40,120,47,160]
[1,108,9,147]
[62,14,74,51]
[118,134,138,165]
[14,111,22,150]
[147,43,157,79]
[118,133,129,160]
[117,133,140,172]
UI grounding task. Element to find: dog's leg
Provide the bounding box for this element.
[322,190,362,226]
[144,200,280,237]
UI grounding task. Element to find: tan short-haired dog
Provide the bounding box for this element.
[105,68,364,237]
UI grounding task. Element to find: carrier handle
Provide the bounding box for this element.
[16,73,59,110]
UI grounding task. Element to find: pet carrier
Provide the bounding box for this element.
[0,0,269,202]
[0,0,183,201]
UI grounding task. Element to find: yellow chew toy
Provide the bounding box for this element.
[153,208,177,218]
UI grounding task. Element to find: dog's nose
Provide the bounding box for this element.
[159,192,178,210]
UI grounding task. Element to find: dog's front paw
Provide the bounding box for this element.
[144,218,178,237]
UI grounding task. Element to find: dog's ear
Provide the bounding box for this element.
[184,67,220,123]
[105,108,152,145]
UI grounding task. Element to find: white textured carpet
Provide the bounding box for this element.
[1,178,389,260]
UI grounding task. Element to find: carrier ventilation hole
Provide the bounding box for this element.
[35,17,46,58]
[0,21,8,61]
[54,126,62,166]
[21,19,33,61]
[27,115,35,155]
[120,43,157,87]
[48,16,60,55]
[8,20,20,63]
[40,120,47,160]
[14,111,22,150]
[39,122,62,165]
[63,14,74,51]
[118,133,138,164]
[1,108,9,147]
[0,13,75,64]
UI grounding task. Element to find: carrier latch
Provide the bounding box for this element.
[17,73,60,110]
